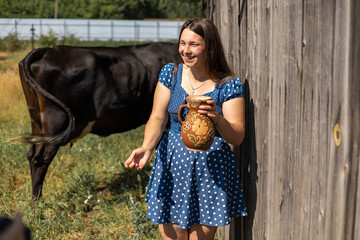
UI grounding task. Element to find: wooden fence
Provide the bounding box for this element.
[204,0,360,239]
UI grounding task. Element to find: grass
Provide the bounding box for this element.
[0,48,161,239]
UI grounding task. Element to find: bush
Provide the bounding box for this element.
[38,29,58,47]
[61,34,79,46]
[1,32,23,52]
[38,31,81,47]
[0,39,5,51]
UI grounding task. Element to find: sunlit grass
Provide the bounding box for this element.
[0,50,161,239]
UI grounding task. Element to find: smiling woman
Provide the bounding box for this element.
[125,18,247,240]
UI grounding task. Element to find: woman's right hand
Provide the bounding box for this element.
[124,147,152,171]
[125,82,170,171]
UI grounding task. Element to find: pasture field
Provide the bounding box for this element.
[0,48,161,239]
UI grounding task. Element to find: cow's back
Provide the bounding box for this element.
[18,42,181,143]
[87,42,181,135]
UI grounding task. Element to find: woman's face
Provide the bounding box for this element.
[178,28,206,70]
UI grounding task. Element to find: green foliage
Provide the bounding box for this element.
[1,32,24,52]
[60,34,79,46]
[129,196,160,240]
[37,29,58,47]
[0,0,54,18]
[158,0,203,19]
[0,0,203,19]
[75,40,149,47]
[36,32,153,48]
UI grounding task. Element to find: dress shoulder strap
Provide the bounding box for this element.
[170,63,182,92]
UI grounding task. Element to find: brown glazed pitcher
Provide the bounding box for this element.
[178,95,215,151]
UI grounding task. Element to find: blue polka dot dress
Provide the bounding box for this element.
[145,63,247,229]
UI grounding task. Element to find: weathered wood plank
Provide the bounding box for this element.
[211,1,242,238]
[274,1,303,239]
[325,0,358,239]
[292,0,318,239]
[303,2,335,239]
[350,1,360,239]
[236,1,259,240]
[244,1,272,239]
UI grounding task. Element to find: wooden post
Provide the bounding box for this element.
[111,20,114,41]
[30,24,35,50]
[87,20,90,41]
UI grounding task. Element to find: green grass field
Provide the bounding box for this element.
[0,47,161,239]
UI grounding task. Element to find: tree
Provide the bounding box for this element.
[0,0,203,19]
[158,0,202,19]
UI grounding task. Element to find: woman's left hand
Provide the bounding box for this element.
[198,100,220,125]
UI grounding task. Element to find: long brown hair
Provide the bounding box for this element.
[177,18,234,83]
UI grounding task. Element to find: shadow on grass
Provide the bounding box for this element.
[106,164,153,199]
[62,161,153,210]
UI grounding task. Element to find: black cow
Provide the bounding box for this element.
[16,42,181,199]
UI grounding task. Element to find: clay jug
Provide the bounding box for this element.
[178,95,215,151]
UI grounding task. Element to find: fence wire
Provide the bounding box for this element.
[0,18,184,42]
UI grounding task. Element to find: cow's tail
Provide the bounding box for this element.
[10,48,75,146]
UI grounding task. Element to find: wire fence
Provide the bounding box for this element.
[0,18,185,42]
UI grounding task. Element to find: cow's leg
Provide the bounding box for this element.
[27,143,60,199]
[27,92,68,199]
[19,61,48,199]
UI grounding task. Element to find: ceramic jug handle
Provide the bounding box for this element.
[178,104,189,124]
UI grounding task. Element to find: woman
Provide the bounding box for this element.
[125,18,247,240]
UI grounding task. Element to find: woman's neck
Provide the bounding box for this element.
[184,65,209,82]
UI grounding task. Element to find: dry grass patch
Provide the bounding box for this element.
[0,51,29,124]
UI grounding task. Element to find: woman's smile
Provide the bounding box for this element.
[184,55,195,62]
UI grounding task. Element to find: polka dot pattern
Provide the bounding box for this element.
[145,63,247,229]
